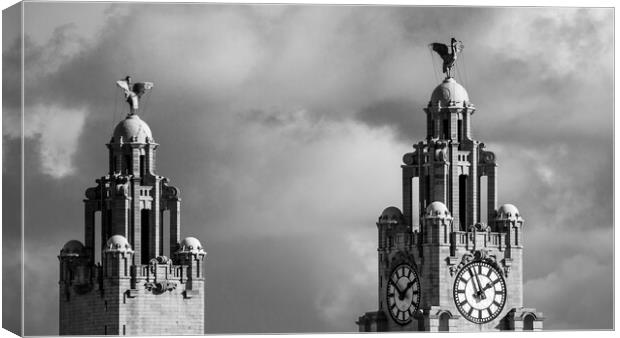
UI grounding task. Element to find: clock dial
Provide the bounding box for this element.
[453,261,506,323]
[386,264,420,325]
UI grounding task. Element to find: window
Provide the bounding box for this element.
[523,314,534,330]
[141,209,150,264]
[140,155,146,176]
[124,155,131,174]
[439,312,450,331]
[459,175,467,230]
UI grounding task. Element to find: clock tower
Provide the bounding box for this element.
[356,40,544,332]
[58,78,206,335]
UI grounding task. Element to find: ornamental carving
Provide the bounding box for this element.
[481,150,496,164]
[162,179,179,199]
[448,250,504,277]
[386,251,418,279]
[85,187,100,200]
[144,281,177,294]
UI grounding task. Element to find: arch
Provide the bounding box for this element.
[438,312,450,331]
[523,313,535,330]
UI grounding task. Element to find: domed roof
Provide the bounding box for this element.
[429,77,470,108]
[495,204,522,221]
[378,206,404,224]
[104,235,133,253]
[112,114,153,143]
[178,237,205,254]
[424,201,452,218]
[60,240,84,256]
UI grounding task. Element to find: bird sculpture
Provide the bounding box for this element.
[116,76,154,114]
[430,38,464,78]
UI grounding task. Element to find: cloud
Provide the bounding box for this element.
[10,4,613,334]
[524,253,613,329]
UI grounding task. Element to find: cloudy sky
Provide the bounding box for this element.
[2,3,613,334]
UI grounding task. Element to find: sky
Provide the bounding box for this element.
[1,3,614,335]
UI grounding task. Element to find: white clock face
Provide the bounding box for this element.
[386,264,420,325]
[453,261,506,323]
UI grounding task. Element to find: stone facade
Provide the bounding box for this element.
[59,113,206,335]
[357,77,544,332]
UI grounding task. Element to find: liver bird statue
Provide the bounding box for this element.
[116,75,154,114]
[430,38,464,78]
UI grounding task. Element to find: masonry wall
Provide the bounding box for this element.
[59,263,204,335]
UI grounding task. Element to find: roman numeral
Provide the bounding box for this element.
[388,292,395,298]
[468,307,474,316]
[486,269,493,278]
[493,300,501,307]
[457,289,465,294]
[486,308,493,318]
[460,277,467,284]
[478,309,483,319]
[496,290,504,295]
[400,267,405,277]
[391,303,397,310]
[492,278,500,285]
[459,300,468,307]
[412,290,419,295]
[478,265,482,274]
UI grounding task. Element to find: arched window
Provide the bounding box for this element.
[523,314,534,330]
[439,312,450,331]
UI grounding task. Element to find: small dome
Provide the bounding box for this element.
[424,201,451,218]
[104,235,133,252]
[60,240,84,256]
[496,204,521,221]
[112,114,153,143]
[378,206,404,224]
[429,77,470,108]
[178,237,205,254]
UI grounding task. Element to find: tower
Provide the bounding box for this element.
[59,78,206,335]
[357,39,543,332]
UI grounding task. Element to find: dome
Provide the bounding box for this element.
[424,201,451,218]
[60,240,84,256]
[104,235,133,252]
[378,206,404,224]
[178,237,205,254]
[112,114,153,143]
[429,77,470,108]
[496,204,521,221]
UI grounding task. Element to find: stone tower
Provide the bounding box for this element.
[357,74,544,331]
[59,105,206,334]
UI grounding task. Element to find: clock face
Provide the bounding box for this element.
[386,264,420,325]
[453,261,506,323]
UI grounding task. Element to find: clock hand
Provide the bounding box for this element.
[471,268,487,300]
[398,280,417,300]
[467,267,484,300]
[390,279,405,298]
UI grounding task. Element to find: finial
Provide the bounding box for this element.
[116,75,154,115]
[429,37,464,78]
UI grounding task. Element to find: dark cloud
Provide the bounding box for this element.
[355,98,425,143]
[5,4,613,334]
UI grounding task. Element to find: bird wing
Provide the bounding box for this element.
[116,80,131,92]
[132,82,154,96]
[430,43,449,57]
